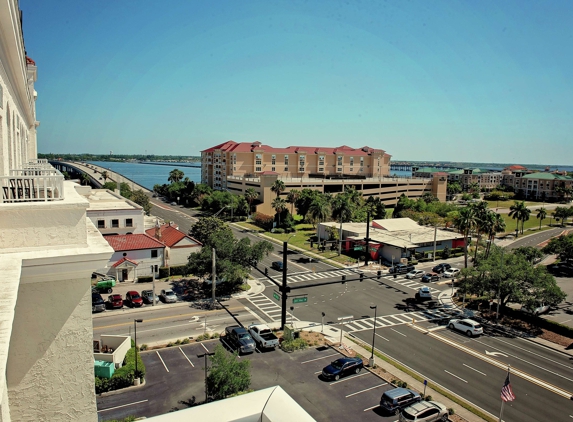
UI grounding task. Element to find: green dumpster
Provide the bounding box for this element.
[95,279,116,293]
[94,360,115,378]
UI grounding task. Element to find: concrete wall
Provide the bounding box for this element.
[94,335,131,368]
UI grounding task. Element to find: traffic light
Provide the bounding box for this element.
[377,270,382,279]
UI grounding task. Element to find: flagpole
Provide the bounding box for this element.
[499,365,511,422]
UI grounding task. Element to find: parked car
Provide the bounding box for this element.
[271,261,283,271]
[448,318,483,337]
[421,272,440,283]
[141,290,159,304]
[170,201,177,206]
[415,286,433,302]
[160,289,177,303]
[92,292,106,313]
[125,291,143,307]
[547,262,573,276]
[389,264,415,274]
[443,268,460,278]
[399,401,449,421]
[321,357,363,381]
[521,303,550,316]
[379,387,422,415]
[406,270,425,279]
[247,324,279,349]
[106,294,123,309]
[224,326,256,354]
[432,263,451,274]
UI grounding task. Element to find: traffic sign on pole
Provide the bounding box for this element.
[273,292,280,301]
[293,297,308,304]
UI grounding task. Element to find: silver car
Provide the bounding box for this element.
[399,401,448,421]
[160,289,177,303]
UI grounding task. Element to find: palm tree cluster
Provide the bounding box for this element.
[508,201,531,234]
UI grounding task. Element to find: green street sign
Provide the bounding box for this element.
[273,292,280,301]
[292,297,308,304]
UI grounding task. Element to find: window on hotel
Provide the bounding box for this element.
[271,167,275,172]
[319,167,324,172]
[299,167,305,172]
[256,167,262,172]
[97,220,105,229]
[284,166,289,171]
[284,155,289,165]
[360,157,364,166]
[151,250,158,258]
[271,155,276,165]
[337,167,342,172]
[111,219,119,228]
[125,218,133,227]
[319,155,325,166]
[350,157,354,166]
[255,154,262,165]
[337,156,343,165]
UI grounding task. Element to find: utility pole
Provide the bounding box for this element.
[281,240,288,330]
[496,248,504,322]
[432,224,437,263]
[151,265,156,306]
[364,211,371,266]
[338,219,343,256]
[212,248,216,303]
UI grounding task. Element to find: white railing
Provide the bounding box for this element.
[1,167,64,203]
[226,175,430,184]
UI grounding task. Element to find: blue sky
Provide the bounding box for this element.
[22,0,573,164]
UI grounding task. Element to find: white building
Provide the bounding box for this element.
[103,234,165,281]
[145,221,202,267]
[0,2,114,420]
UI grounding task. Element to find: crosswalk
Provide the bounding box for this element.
[245,293,300,323]
[258,269,441,296]
[342,309,452,333]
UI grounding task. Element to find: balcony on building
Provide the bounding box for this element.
[1,159,65,203]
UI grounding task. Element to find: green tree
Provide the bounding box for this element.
[244,188,258,215]
[206,345,251,401]
[271,197,287,226]
[81,173,91,186]
[308,198,331,228]
[130,190,152,215]
[190,217,233,245]
[485,213,506,257]
[102,181,117,191]
[542,233,573,262]
[101,170,109,182]
[508,201,526,234]
[514,246,543,264]
[271,179,286,198]
[470,201,490,262]
[120,183,132,199]
[447,181,462,197]
[168,169,184,184]
[455,206,477,268]
[286,189,301,215]
[536,207,547,230]
[295,189,322,220]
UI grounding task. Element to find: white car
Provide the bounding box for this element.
[416,286,433,302]
[406,270,426,279]
[443,268,460,278]
[160,289,177,303]
[521,303,550,316]
[448,318,483,337]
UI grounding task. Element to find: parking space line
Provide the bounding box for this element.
[156,351,169,372]
[314,370,322,374]
[363,404,380,412]
[200,342,209,353]
[390,328,407,337]
[463,364,486,376]
[300,353,339,364]
[329,372,369,385]
[98,399,149,412]
[444,370,467,383]
[179,347,194,367]
[346,383,388,397]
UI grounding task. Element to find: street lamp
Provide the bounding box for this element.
[150,265,155,307]
[197,350,215,403]
[133,319,143,385]
[290,306,295,328]
[280,234,296,330]
[321,312,325,333]
[369,305,377,367]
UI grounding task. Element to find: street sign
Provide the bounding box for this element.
[273,292,280,301]
[293,297,307,304]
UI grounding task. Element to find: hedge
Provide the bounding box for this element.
[95,340,146,394]
[502,306,573,337]
[137,276,153,283]
[158,265,188,279]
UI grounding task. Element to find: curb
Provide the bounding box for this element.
[98,378,147,398]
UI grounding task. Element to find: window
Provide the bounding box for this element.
[271,155,276,165]
[360,157,364,167]
[111,219,119,228]
[284,155,289,165]
[255,154,262,165]
[125,218,133,227]
[337,167,342,172]
[350,168,353,172]
[97,220,105,229]
[271,167,275,172]
[350,157,354,166]
[284,166,289,171]
[318,155,325,166]
[318,167,324,172]
[337,156,343,165]
[151,250,158,258]
[299,167,305,172]
[256,167,262,172]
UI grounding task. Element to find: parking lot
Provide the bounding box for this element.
[97,341,405,422]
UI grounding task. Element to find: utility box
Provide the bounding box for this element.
[94,360,115,378]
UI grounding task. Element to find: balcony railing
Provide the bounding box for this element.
[1,166,64,203]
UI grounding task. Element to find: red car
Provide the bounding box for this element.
[107,294,123,309]
[125,291,143,307]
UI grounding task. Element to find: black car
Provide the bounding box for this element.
[271,261,283,271]
[322,357,363,381]
[421,272,440,283]
[389,264,415,274]
[91,292,106,313]
[432,263,451,274]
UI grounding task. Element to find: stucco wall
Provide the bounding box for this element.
[7,279,97,422]
[0,381,10,422]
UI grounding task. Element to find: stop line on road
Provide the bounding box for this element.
[342,308,453,333]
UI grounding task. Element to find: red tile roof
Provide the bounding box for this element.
[202,141,386,156]
[145,224,202,248]
[105,234,165,252]
[112,257,139,268]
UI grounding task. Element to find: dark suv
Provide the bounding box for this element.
[432,263,451,274]
[380,387,422,415]
[389,264,415,274]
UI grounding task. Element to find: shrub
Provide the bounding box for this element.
[158,265,188,278]
[137,276,153,283]
[166,342,174,347]
[210,332,220,339]
[253,212,274,230]
[424,395,433,401]
[273,228,285,234]
[448,408,456,415]
[181,338,190,344]
[139,344,148,351]
[280,338,307,352]
[96,344,146,394]
[175,339,181,345]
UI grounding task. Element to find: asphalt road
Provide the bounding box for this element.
[505,226,566,250]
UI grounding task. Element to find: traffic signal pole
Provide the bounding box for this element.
[281,240,288,330]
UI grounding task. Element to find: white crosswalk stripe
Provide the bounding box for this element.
[344,309,451,332]
[245,293,299,322]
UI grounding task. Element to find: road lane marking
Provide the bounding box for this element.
[376,333,390,341]
[390,328,407,337]
[346,383,388,397]
[463,364,486,376]
[179,347,194,367]
[363,404,379,412]
[301,353,339,364]
[498,337,573,370]
[98,399,149,412]
[314,371,322,374]
[485,350,508,357]
[156,351,169,372]
[329,372,369,385]
[445,370,468,383]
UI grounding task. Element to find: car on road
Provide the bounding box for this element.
[389,264,415,274]
[125,291,143,307]
[448,318,483,337]
[160,289,177,303]
[321,357,363,381]
[421,272,440,283]
[415,286,433,302]
[406,269,425,279]
[92,292,106,313]
[443,268,460,278]
[271,261,283,271]
[224,326,256,354]
[106,294,123,309]
[521,303,550,316]
[141,290,159,304]
[399,400,449,421]
[379,387,422,415]
[432,263,451,274]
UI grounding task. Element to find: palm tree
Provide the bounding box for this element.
[471,201,489,262]
[271,180,286,198]
[455,206,477,268]
[508,201,525,234]
[81,173,91,186]
[286,189,301,215]
[485,213,506,258]
[244,188,258,215]
[271,198,287,227]
[520,207,531,234]
[168,169,184,184]
[536,207,547,230]
[308,199,331,229]
[101,170,109,182]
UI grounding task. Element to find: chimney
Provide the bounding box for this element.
[154,218,162,240]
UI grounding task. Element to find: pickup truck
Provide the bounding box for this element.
[248,324,279,350]
[224,326,256,354]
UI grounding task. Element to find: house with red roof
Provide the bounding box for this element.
[104,234,165,282]
[145,221,202,266]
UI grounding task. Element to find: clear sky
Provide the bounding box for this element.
[22,0,573,164]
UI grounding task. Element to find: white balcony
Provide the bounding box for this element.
[1,167,64,203]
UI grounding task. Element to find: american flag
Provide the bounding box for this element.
[501,373,516,402]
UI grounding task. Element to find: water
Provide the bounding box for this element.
[88,161,202,190]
